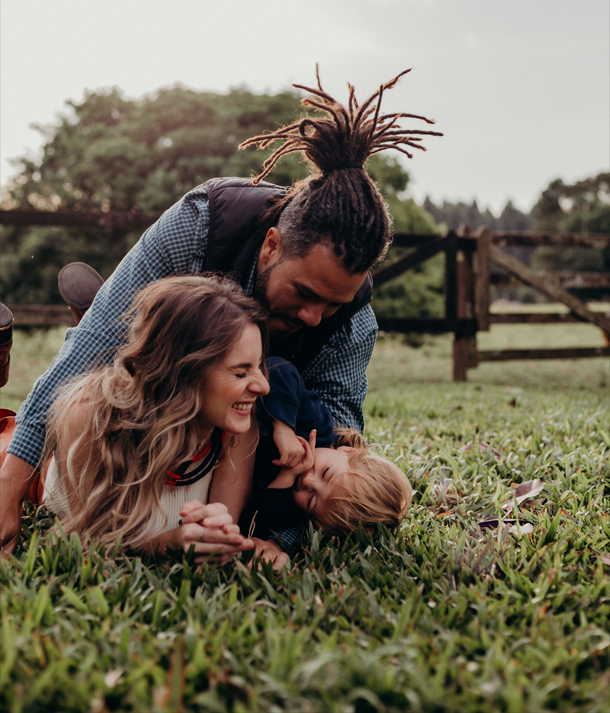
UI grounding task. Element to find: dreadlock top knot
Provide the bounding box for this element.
[240,66,443,273]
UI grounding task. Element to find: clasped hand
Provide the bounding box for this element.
[177,501,253,566]
[178,501,290,570]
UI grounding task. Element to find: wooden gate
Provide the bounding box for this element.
[372,228,610,381]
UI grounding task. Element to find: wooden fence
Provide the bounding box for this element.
[2,209,610,381]
[372,227,610,380]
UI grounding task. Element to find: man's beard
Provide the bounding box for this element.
[253,263,274,313]
[254,263,305,337]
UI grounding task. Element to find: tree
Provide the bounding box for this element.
[1,86,436,305]
[528,173,610,301]
[531,172,610,234]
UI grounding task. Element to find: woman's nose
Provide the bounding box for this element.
[250,372,269,396]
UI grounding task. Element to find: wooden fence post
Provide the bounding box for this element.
[452,227,477,381]
[474,226,491,331]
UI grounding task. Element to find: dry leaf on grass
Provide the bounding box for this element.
[461,441,501,458]
[502,479,544,510]
[478,518,534,536]
[508,523,534,536]
[479,518,515,531]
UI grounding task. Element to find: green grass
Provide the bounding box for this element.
[1,327,609,712]
[0,327,67,413]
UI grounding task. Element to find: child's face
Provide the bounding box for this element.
[291,447,353,522]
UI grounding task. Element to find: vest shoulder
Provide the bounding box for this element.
[202,179,288,276]
[203,177,289,199]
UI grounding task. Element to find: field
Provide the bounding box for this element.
[1,321,609,712]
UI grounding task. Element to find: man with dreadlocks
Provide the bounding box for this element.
[1,69,441,564]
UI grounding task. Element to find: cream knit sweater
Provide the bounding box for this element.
[43,457,215,535]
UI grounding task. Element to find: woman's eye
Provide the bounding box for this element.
[235,372,247,379]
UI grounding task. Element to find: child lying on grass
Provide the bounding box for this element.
[240,358,412,545]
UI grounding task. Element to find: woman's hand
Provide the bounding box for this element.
[174,500,254,565]
[272,420,305,468]
[267,430,316,490]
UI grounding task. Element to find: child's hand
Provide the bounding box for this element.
[272,420,306,468]
[268,430,316,489]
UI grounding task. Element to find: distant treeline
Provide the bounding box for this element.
[422,197,531,232]
[422,172,609,235]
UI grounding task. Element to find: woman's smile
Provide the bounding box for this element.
[233,402,254,411]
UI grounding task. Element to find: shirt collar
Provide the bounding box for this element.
[244,247,261,296]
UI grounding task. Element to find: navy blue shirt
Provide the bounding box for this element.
[239,357,336,541]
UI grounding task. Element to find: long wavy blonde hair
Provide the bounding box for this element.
[46,274,267,549]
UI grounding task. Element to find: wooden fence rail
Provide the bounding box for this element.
[2,209,609,380]
[372,227,610,379]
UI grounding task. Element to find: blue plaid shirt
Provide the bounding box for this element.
[10,185,377,468]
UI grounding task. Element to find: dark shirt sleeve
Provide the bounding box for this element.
[261,357,335,447]
[239,482,307,542]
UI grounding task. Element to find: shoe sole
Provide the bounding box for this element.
[58,262,104,311]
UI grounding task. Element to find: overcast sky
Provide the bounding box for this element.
[1,0,608,213]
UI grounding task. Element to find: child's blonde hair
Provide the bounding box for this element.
[315,428,412,537]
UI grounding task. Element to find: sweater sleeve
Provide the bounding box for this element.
[262,357,335,447]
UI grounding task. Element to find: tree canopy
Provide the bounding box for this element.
[1,85,435,305]
[530,172,610,235]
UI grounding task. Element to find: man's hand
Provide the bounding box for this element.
[249,537,290,570]
[1,454,36,560]
[272,420,306,468]
[0,506,21,560]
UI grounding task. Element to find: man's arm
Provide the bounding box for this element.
[0,454,37,558]
[1,189,212,556]
[300,304,377,433]
[7,189,212,467]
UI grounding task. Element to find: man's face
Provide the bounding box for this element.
[255,228,367,337]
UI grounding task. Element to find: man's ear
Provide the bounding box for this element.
[259,227,283,266]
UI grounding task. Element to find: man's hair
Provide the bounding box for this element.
[46,274,267,550]
[240,67,442,273]
[314,448,413,537]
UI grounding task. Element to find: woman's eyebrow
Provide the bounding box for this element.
[230,361,253,369]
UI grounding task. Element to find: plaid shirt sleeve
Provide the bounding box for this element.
[300,303,378,434]
[8,188,212,466]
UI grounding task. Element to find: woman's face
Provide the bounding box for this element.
[196,323,269,436]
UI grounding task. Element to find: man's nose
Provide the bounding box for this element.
[297,303,326,328]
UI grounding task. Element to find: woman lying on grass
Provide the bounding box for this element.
[42,274,268,563]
